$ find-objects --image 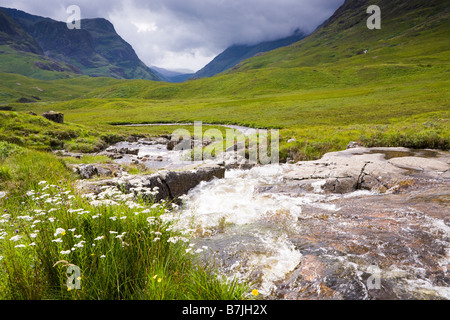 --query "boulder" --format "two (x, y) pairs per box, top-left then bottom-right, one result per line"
(76, 163), (226, 202)
(77, 164), (98, 179)
(42, 111), (64, 124)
